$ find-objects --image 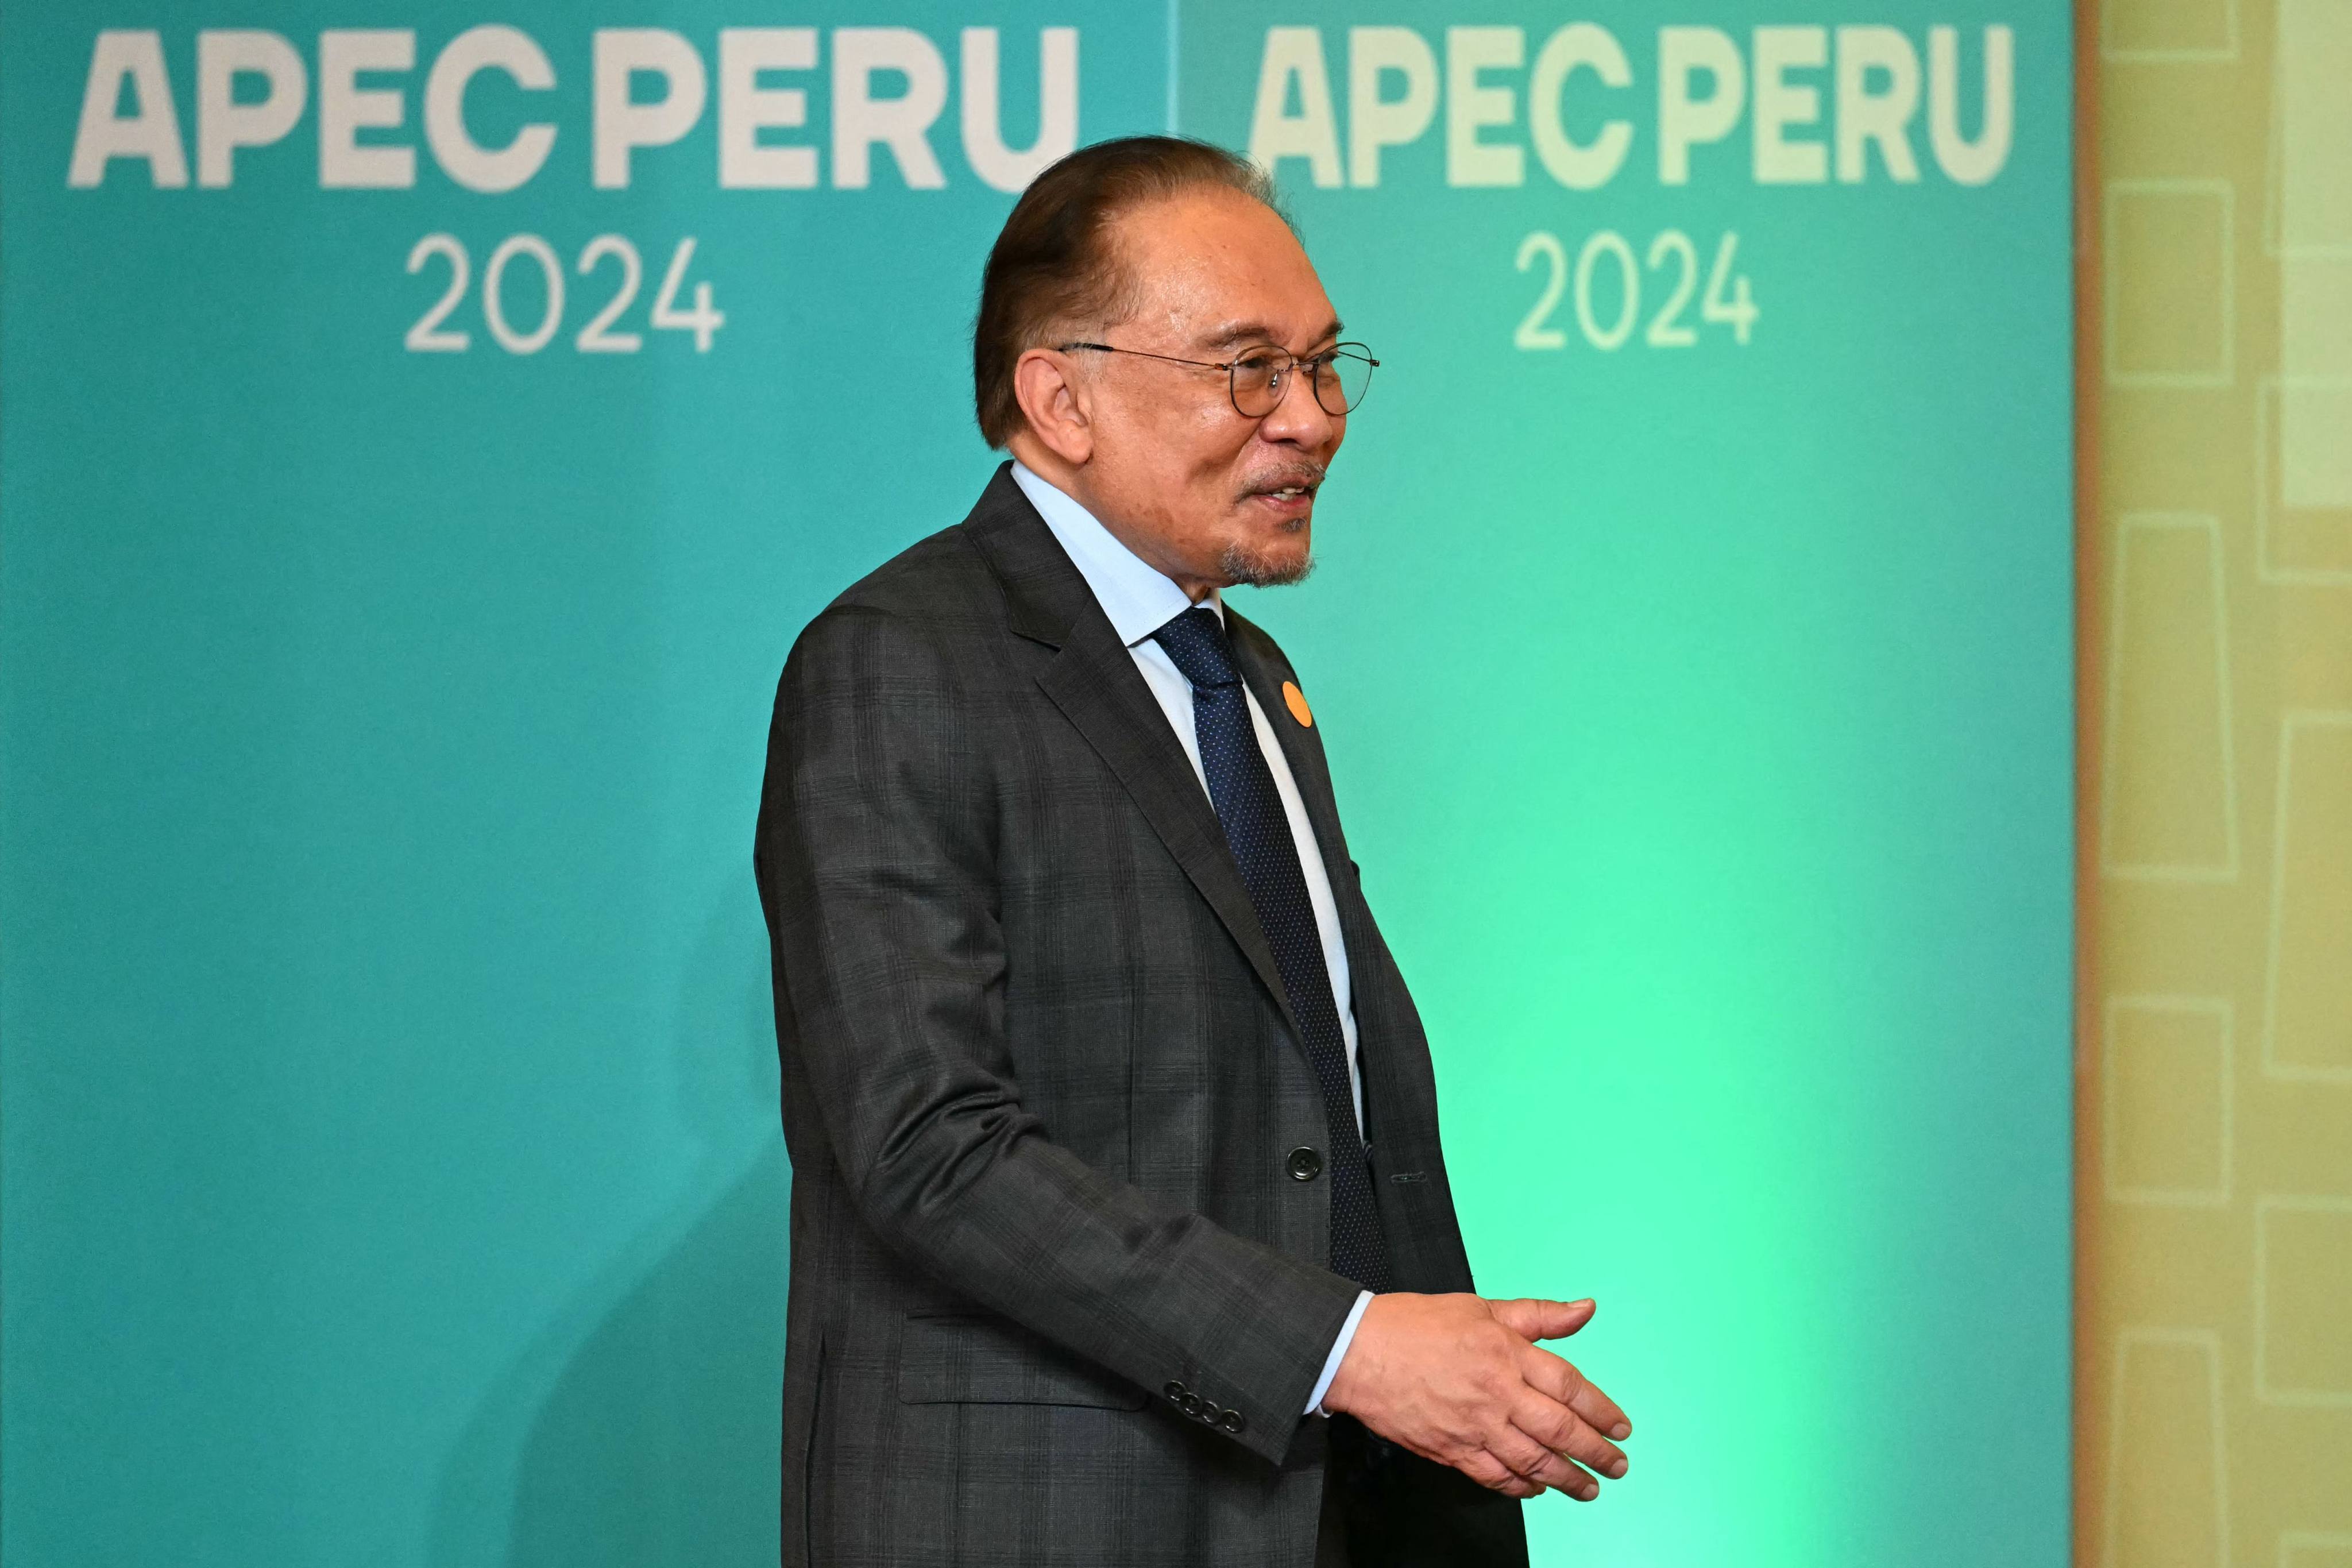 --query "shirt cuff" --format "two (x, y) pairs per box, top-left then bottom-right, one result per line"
(1304, 1290), (1375, 1416)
